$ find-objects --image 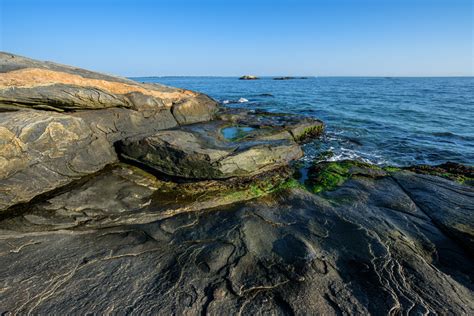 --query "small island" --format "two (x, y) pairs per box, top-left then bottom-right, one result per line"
(239, 75), (259, 80)
(273, 76), (309, 80)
